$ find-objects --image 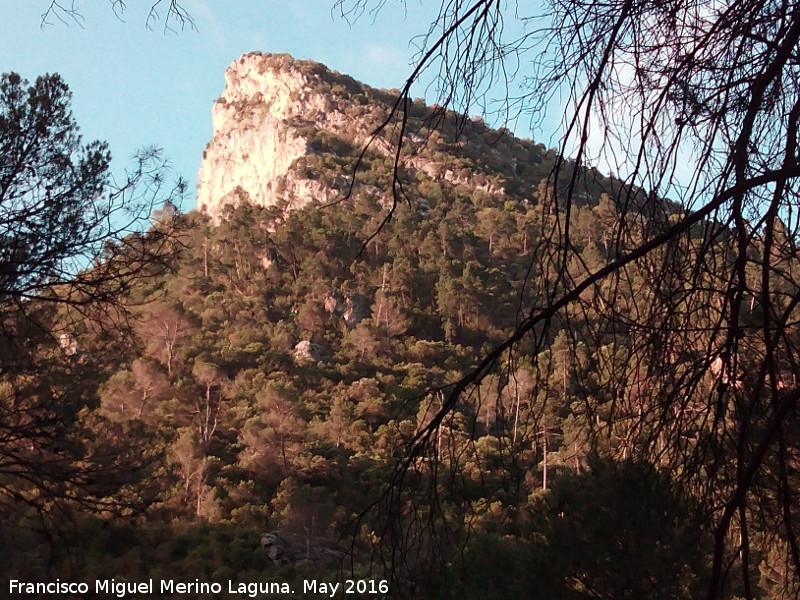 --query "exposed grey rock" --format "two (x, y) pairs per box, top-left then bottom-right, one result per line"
(197, 53), (376, 221)
(197, 52), (507, 223)
(323, 290), (371, 329)
(259, 531), (343, 567)
(259, 532), (290, 565)
(343, 293), (371, 329)
(323, 290), (345, 316)
(293, 340), (326, 362)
